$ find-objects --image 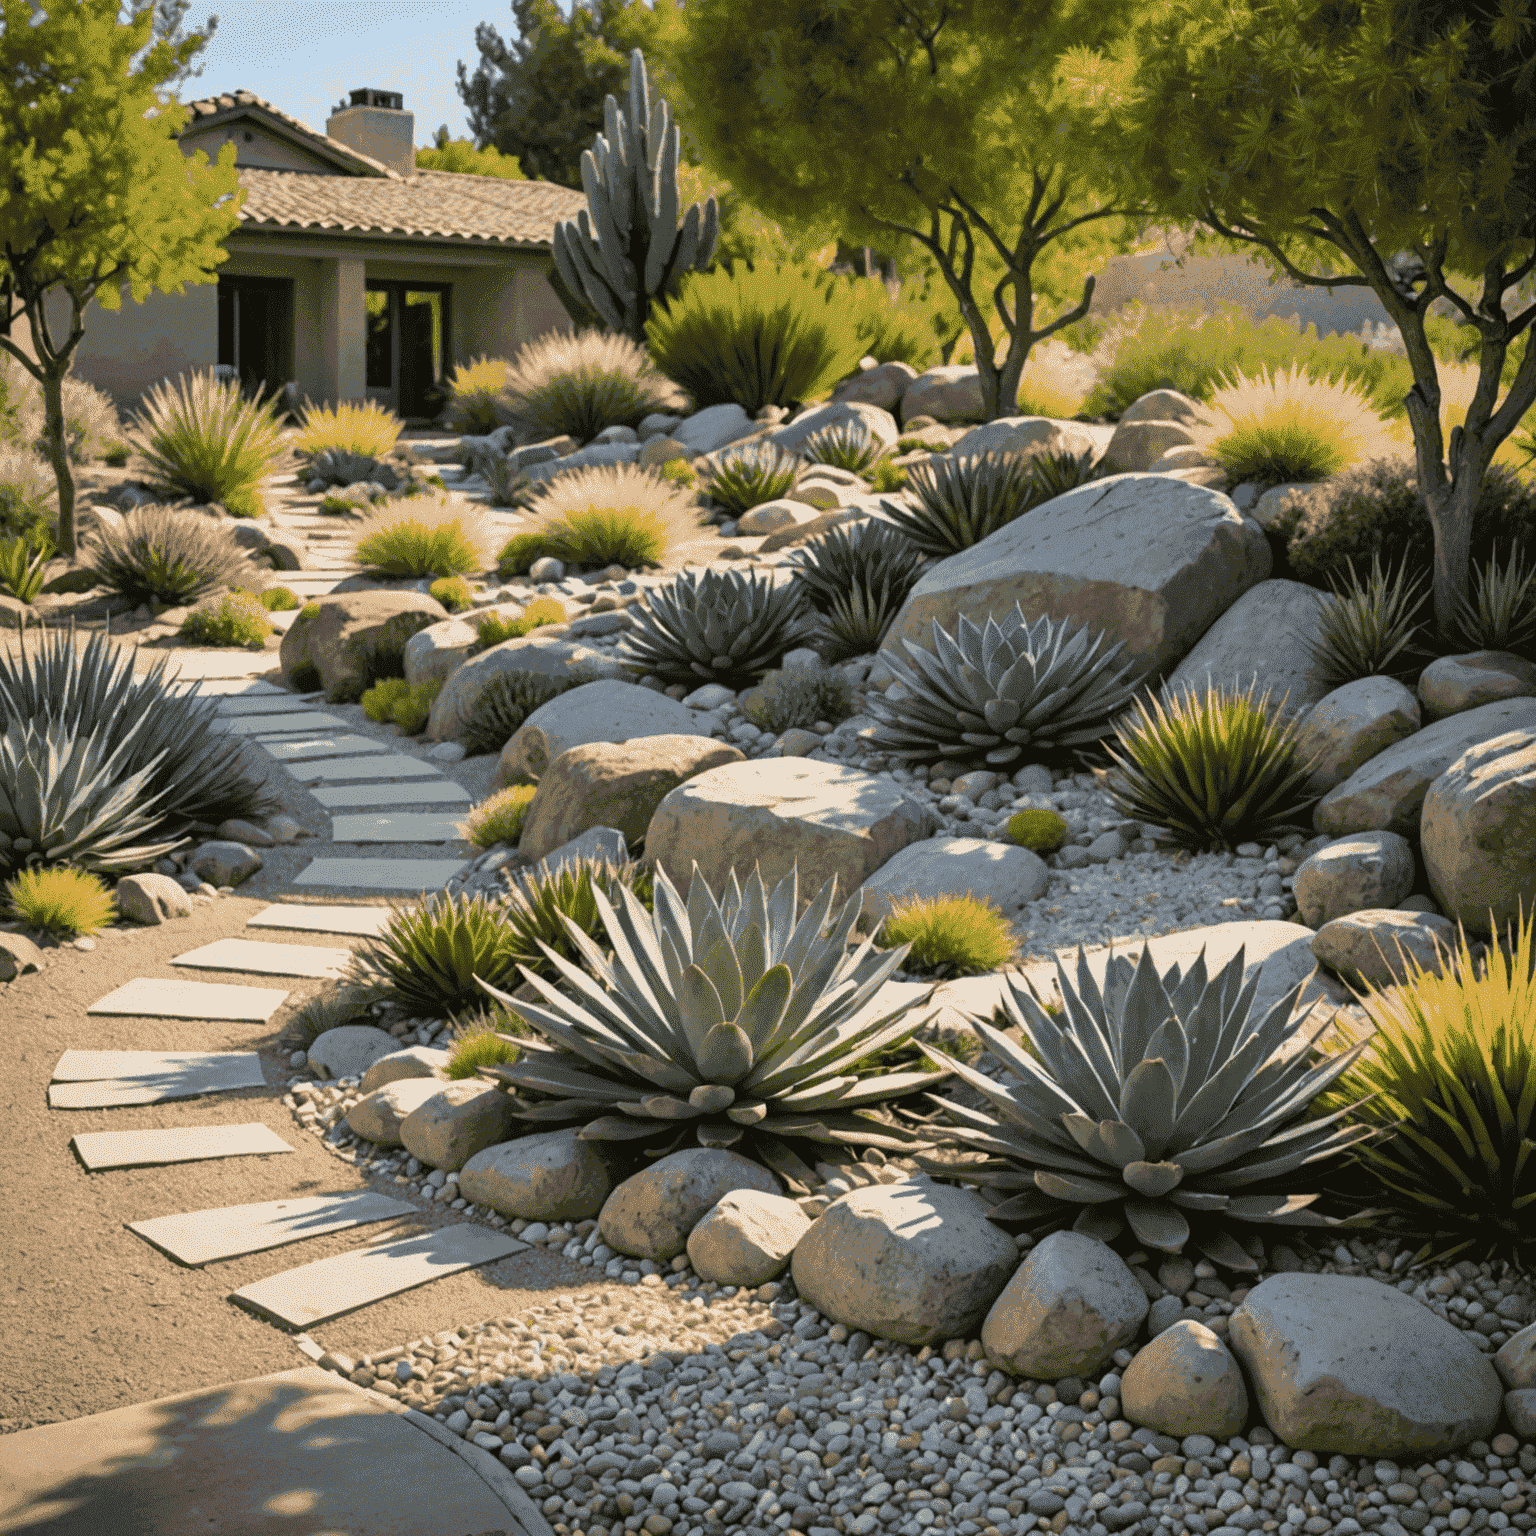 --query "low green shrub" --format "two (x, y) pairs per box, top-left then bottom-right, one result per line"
(389, 678), (441, 735)
(495, 530), (547, 577)
(320, 494), (361, 516)
(4, 865), (116, 935)
(259, 586), (299, 611)
(501, 328), (689, 443)
(879, 893), (1018, 977)
(445, 1012), (527, 1079)
(458, 785), (537, 847)
(1007, 807), (1069, 854)
(102, 442), (129, 468)
(865, 459), (910, 495)
(429, 575), (475, 612)
(442, 356), (513, 435)
(179, 591), (273, 648)
(297, 602), (320, 623)
(659, 457), (698, 489)
(472, 598), (566, 652)
(744, 665), (855, 735)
